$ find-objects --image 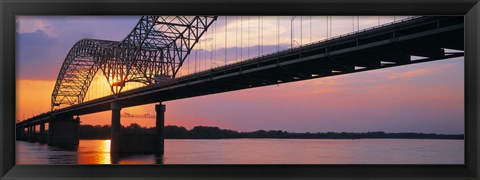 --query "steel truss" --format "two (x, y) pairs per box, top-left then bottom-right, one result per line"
(51, 16), (217, 110)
